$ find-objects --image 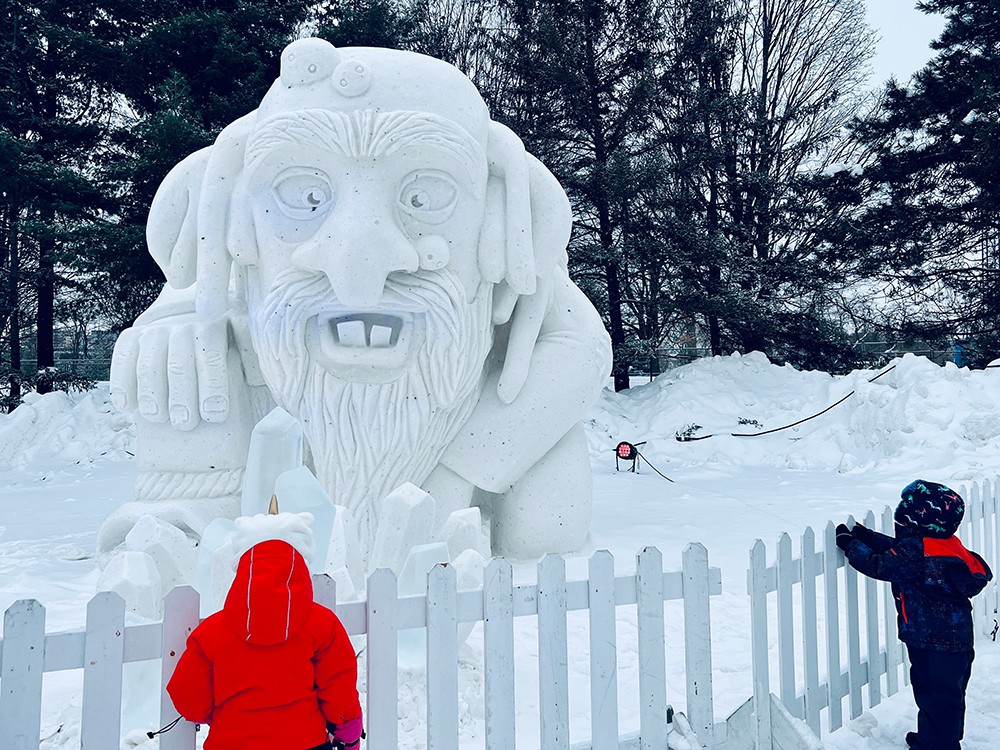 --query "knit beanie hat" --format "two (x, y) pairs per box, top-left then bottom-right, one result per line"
(895, 480), (965, 538)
